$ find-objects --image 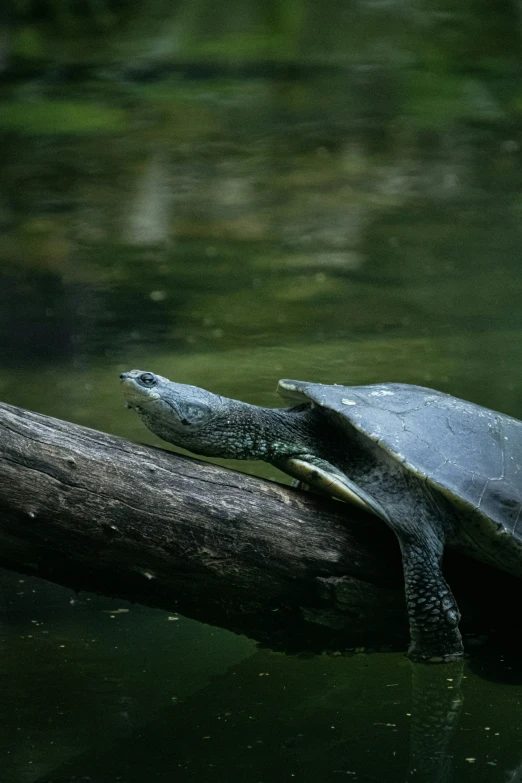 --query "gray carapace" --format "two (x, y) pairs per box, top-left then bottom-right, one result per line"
(121, 370), (522, 662)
